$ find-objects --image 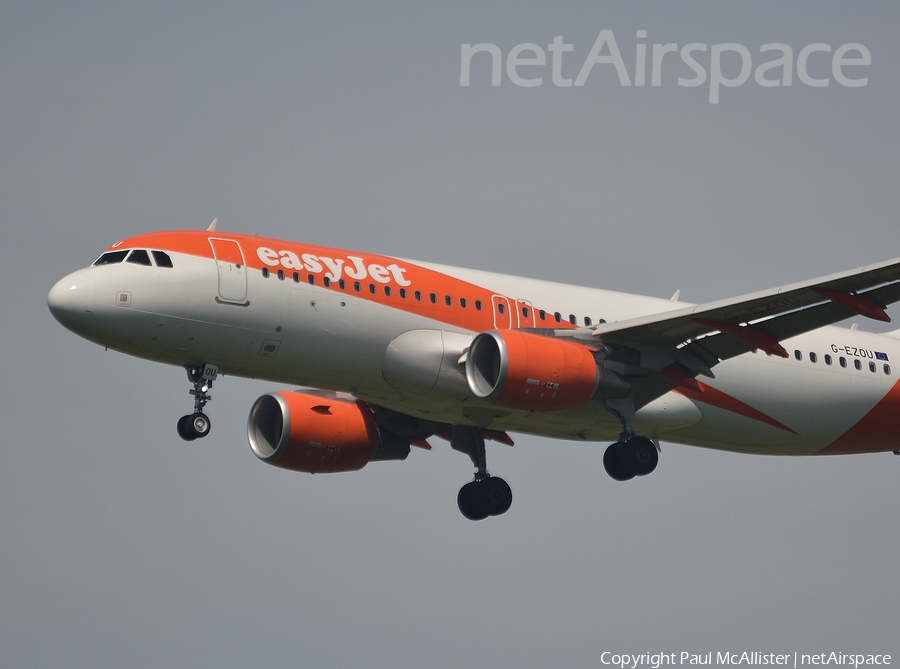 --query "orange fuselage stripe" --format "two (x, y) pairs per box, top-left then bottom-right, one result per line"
(112, 230), (578, 334)
(818, 377), (900, 453)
